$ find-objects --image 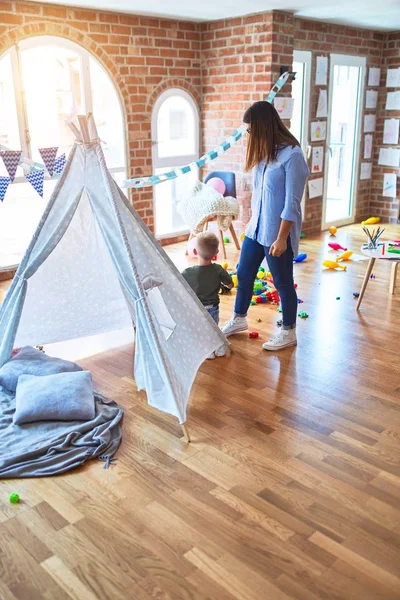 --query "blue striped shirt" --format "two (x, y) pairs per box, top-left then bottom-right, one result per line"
(245, 145), (309, 259)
